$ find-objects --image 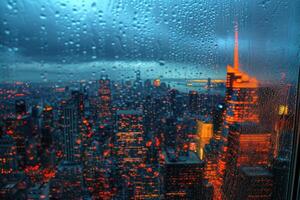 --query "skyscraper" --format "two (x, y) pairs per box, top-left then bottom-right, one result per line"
(41, 105), (54, 149)
(162, 149), (205, 199)
(0, 134), (18, 175)
(223, 27), (259, 126)
(234, 166), (273, 200)
(222, 123), (272, 199)
(196, 118), (213, 160)
(61, 100), (81, 163)
(114, 110), (147, 199)
(189, 91), (199, 114)
(209, 26), (261, 200)
(98, 77), (112, 126)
